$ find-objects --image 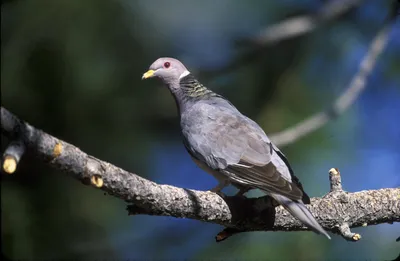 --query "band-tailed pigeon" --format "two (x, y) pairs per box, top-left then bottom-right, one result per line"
(142, 57), (330, 239)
